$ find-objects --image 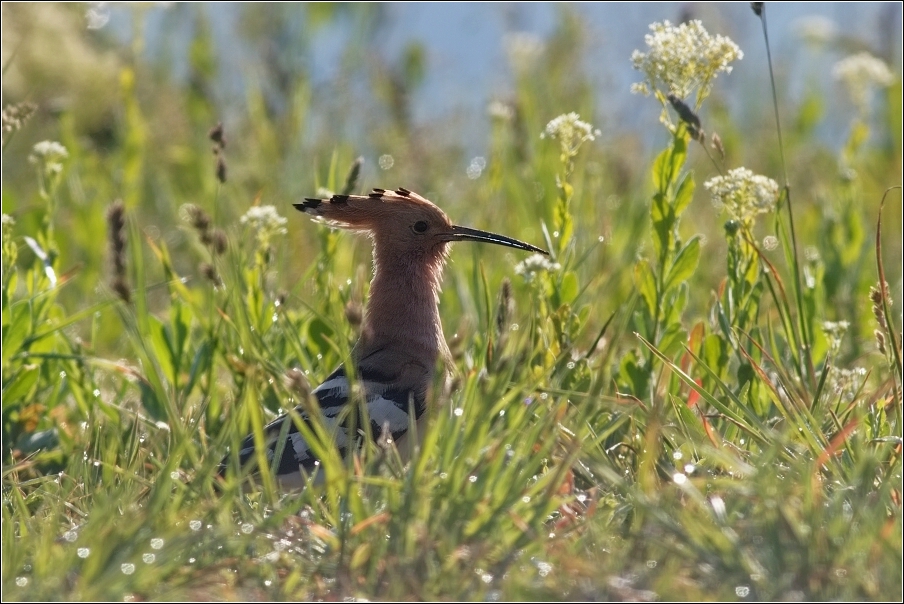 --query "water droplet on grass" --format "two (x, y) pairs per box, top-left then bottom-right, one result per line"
(142, 553), (155, 564)
(121, 563), (135, 575)
(189, 520), (202, 531)
(77, 548), (90, 558)
(537, 561), (552, 577)
(735, 586), (750, 597)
